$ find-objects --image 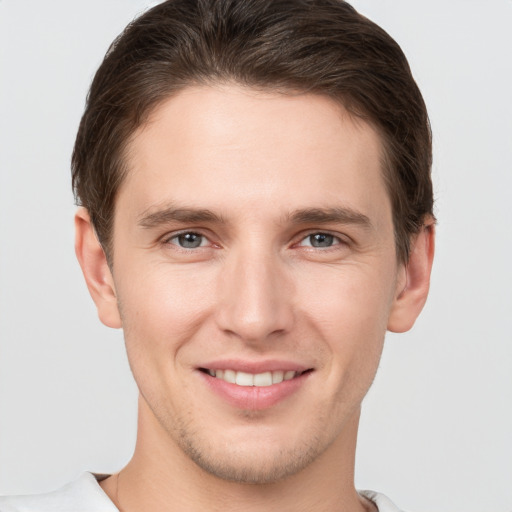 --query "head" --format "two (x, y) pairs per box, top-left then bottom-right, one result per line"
(72, 0), (433, 266)
(73, 0), (435, 487)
